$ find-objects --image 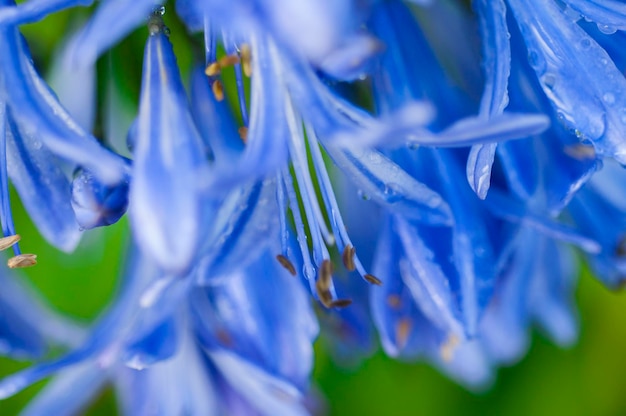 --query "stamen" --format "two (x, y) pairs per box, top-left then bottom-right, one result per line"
(212, 79), (224, 101)
(281, 171), (316, 281)
(342, 244), (356, 271)
(364, 273), (383, 286)
(564, 144), (596, 160)
(218, 54), (240, 68)
(306, 126), (377, 283)
(285, 107), (334, 250)
(329, 298), (352, 308)
(238, 126), (248, 144)
(0, 234), (20, 251)
(0, 107), (22, 257)
(276, 254), (296, 276)
(276, 173), (290, 257)
(316, 259), (334, 307)
(240, 44), (252, 77)
(396, 318), (412, 350)
(8, 253), (37, 269)
(387, 294), (402, 309)
(205, 62), (221, 77)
